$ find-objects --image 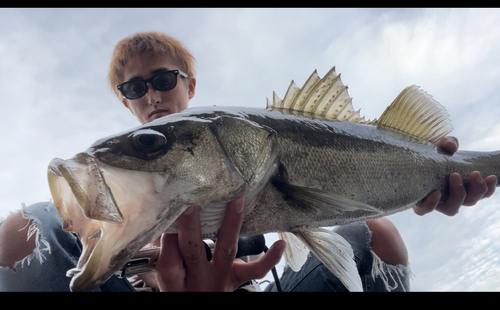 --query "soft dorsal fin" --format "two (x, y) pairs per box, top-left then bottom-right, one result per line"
(266, 67), (373, 124)
(377, 85), (453, 145)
